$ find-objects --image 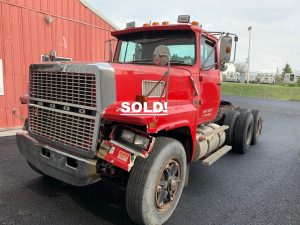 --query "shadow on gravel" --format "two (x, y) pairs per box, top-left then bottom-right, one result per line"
(26, 176), (134, 225)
